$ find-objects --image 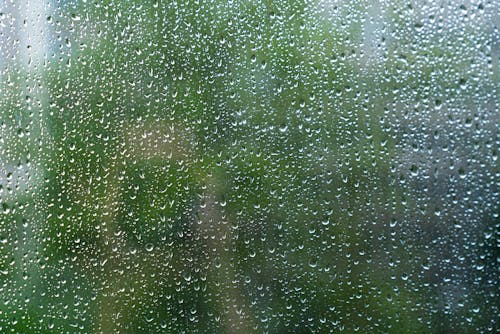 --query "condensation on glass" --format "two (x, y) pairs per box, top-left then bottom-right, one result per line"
(0, 0), (497, 333)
